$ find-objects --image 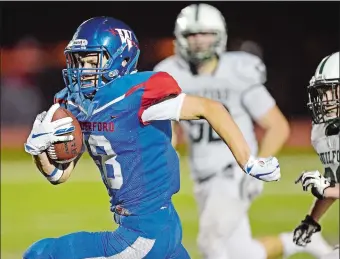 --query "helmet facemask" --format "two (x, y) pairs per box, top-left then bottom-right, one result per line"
(63, 47), (113, 98)
(62, 42), (138, 98)
(178, 31), (223, 64)
(307, 79), (340, 124)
